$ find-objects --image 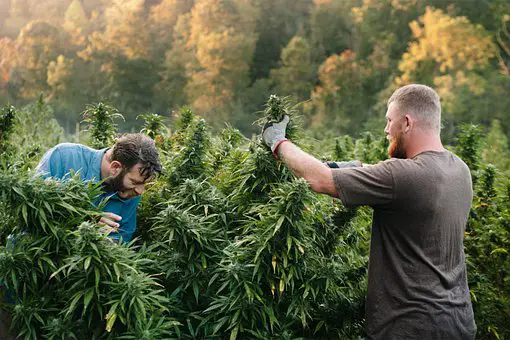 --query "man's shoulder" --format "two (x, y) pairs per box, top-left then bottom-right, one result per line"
(380, 150), (465, 172)
(52, 143), (92, 155)
(41, 143), (104, 180)
(52, 143), (101, 165)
